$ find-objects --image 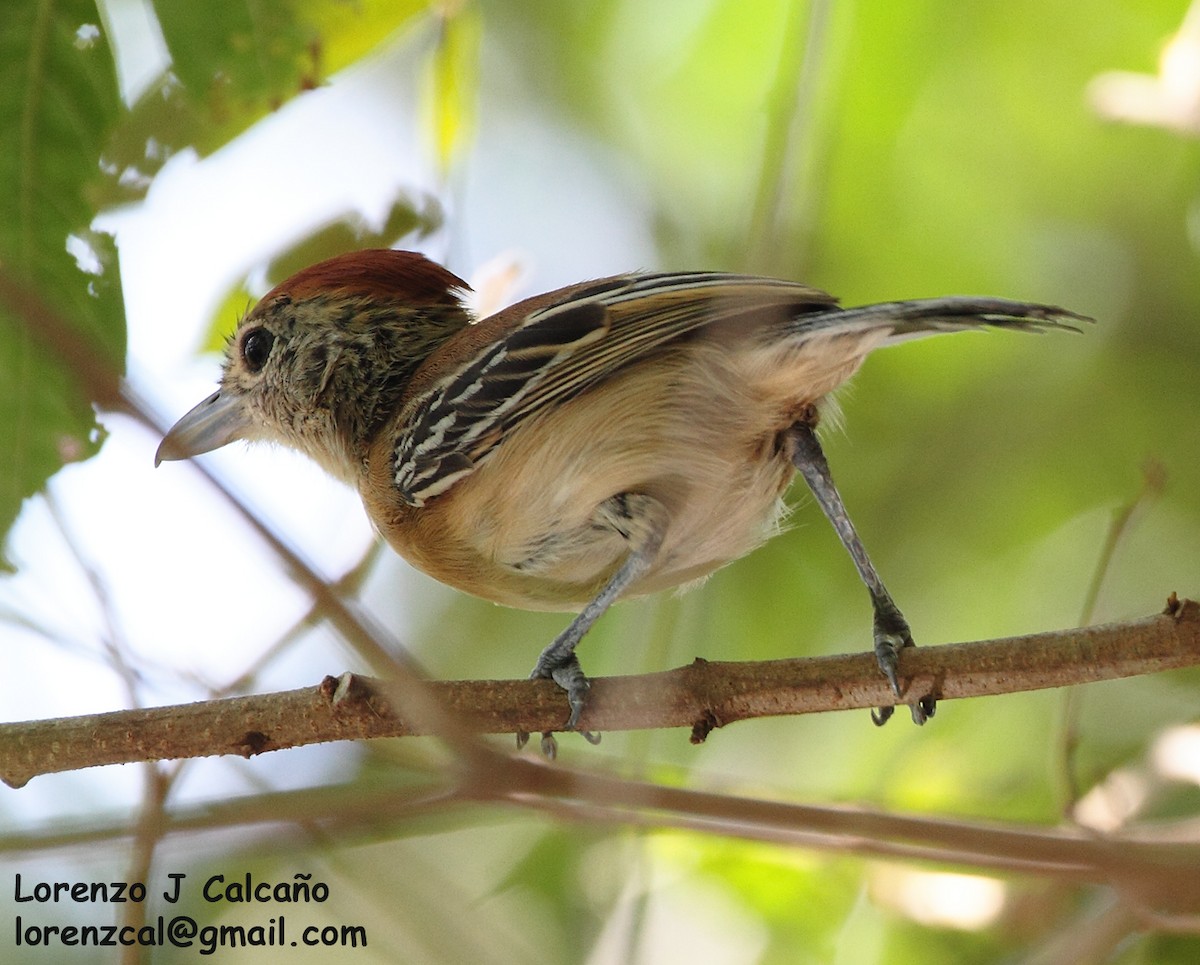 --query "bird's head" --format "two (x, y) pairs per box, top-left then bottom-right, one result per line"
(155, 249), (471, 483)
